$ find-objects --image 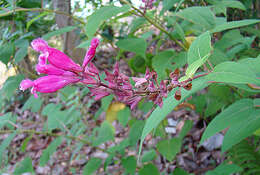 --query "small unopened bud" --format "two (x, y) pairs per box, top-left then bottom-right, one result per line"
(170, 68), (179, 81)
(174, 88), (181, 101)
(183, 83), (192, 91)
